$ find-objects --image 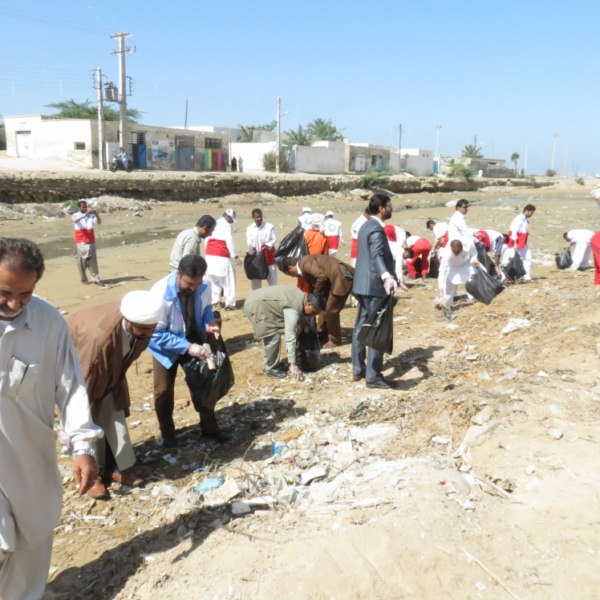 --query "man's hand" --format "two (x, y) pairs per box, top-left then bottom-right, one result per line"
(188, 343), (210, 359)
(471, 259), (480, 267)
(235, 256), (242, 267)
(383, 277), (398, 295)
(289, 364), (304, 381)
(207, 319), (221, 340)
(73, 455), (97, 496)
